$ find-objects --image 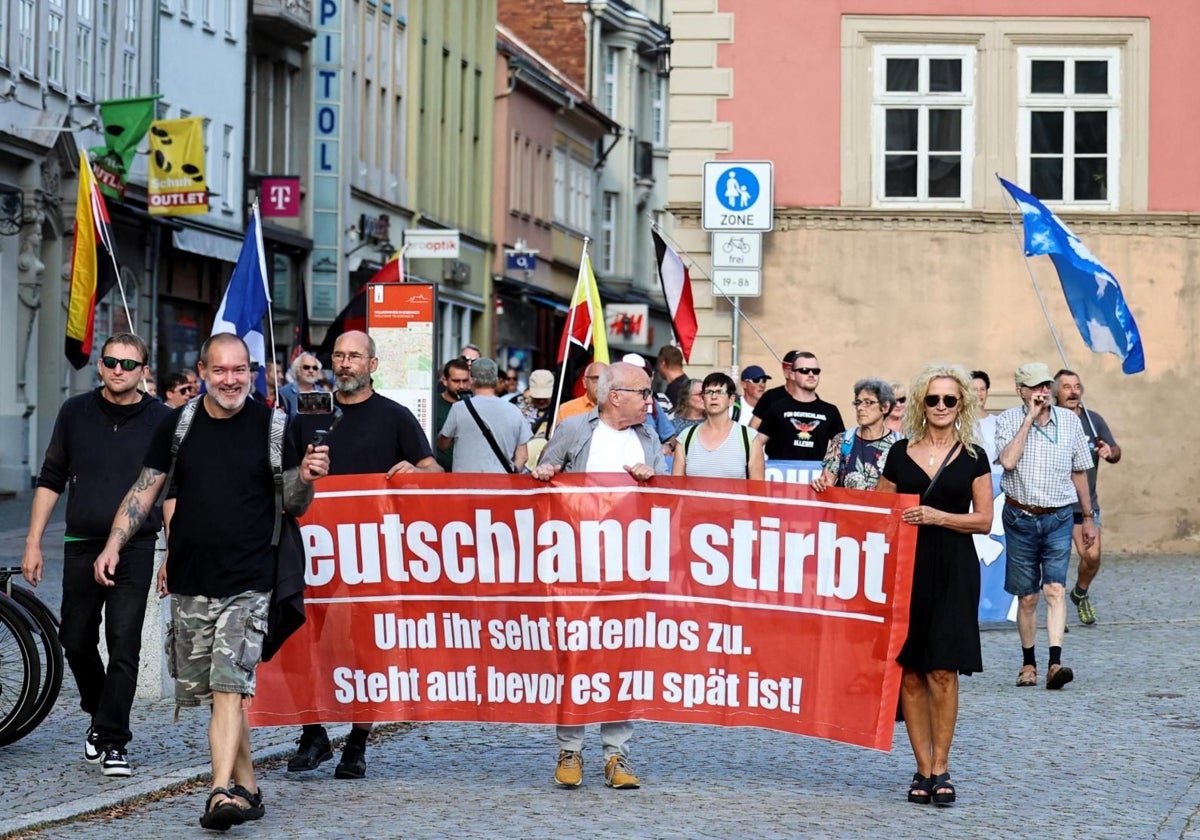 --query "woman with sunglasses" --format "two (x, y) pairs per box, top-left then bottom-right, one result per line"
(875, 364), (993, 808)
(812, 378), (900, 492)
(887, 381), (907, 435)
